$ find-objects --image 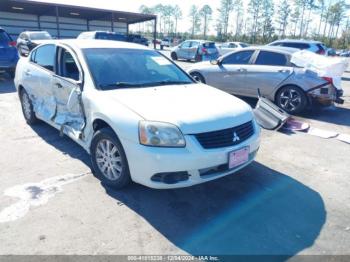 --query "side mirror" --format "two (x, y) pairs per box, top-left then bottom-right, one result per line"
(19, 47), (29, 57)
